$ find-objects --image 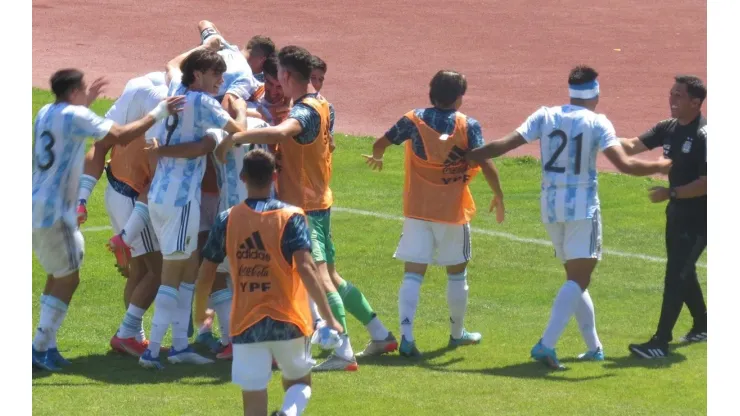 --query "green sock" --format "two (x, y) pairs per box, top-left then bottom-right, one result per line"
(327, 291), (348, 335)
(338, 281), (376, 326)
